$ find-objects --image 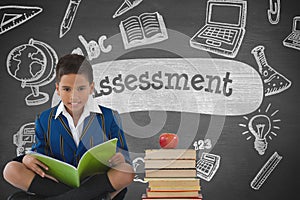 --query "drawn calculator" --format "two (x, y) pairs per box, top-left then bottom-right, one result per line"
(196, 152), (220, 181)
